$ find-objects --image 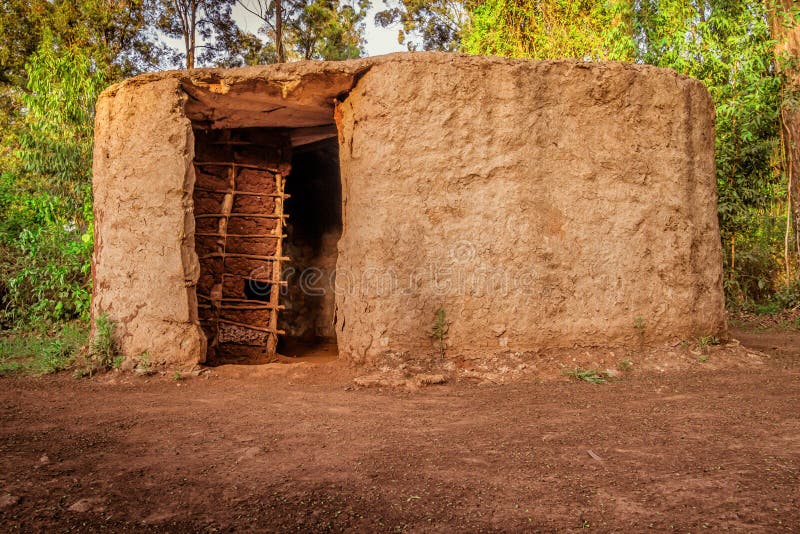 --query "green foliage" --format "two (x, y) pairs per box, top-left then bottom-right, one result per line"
(292, 0), (371, 60)
(698, 334), (721, 352)
(464, 0), (633, 60)
(0, 322), (86, 375)
(19, 33), (104, 185)
(564, 367), (607, 384)
(134, 351), (153, 375)
(0, 35), (103, 327)
(724, 208), (788, 305)
(0, 0), (49, 86)
(774, 278), (800, 309)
